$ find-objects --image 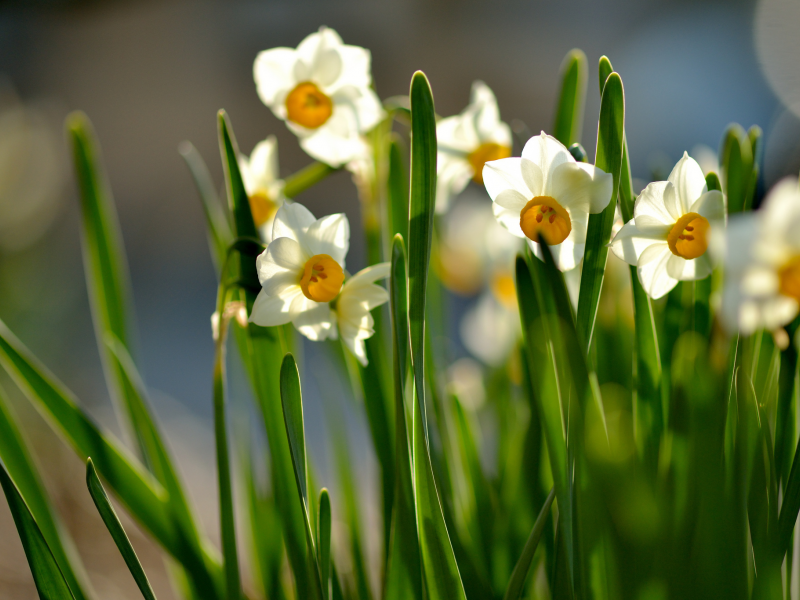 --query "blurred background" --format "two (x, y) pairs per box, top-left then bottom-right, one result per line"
(0, 0), (798, 597)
